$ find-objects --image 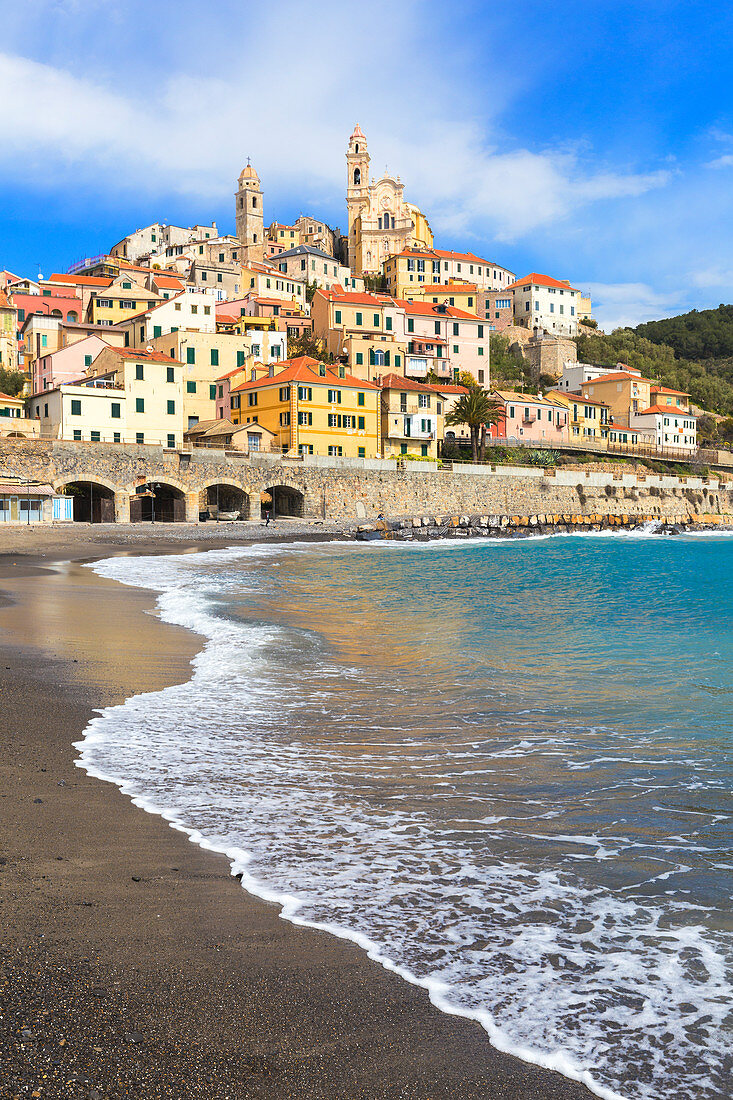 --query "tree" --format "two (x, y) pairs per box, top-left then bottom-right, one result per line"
(445, 388), (502, 463)
(287, 331), (333, 362)
(0, 368), (25, 397)
(305, 280), (318, 303)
